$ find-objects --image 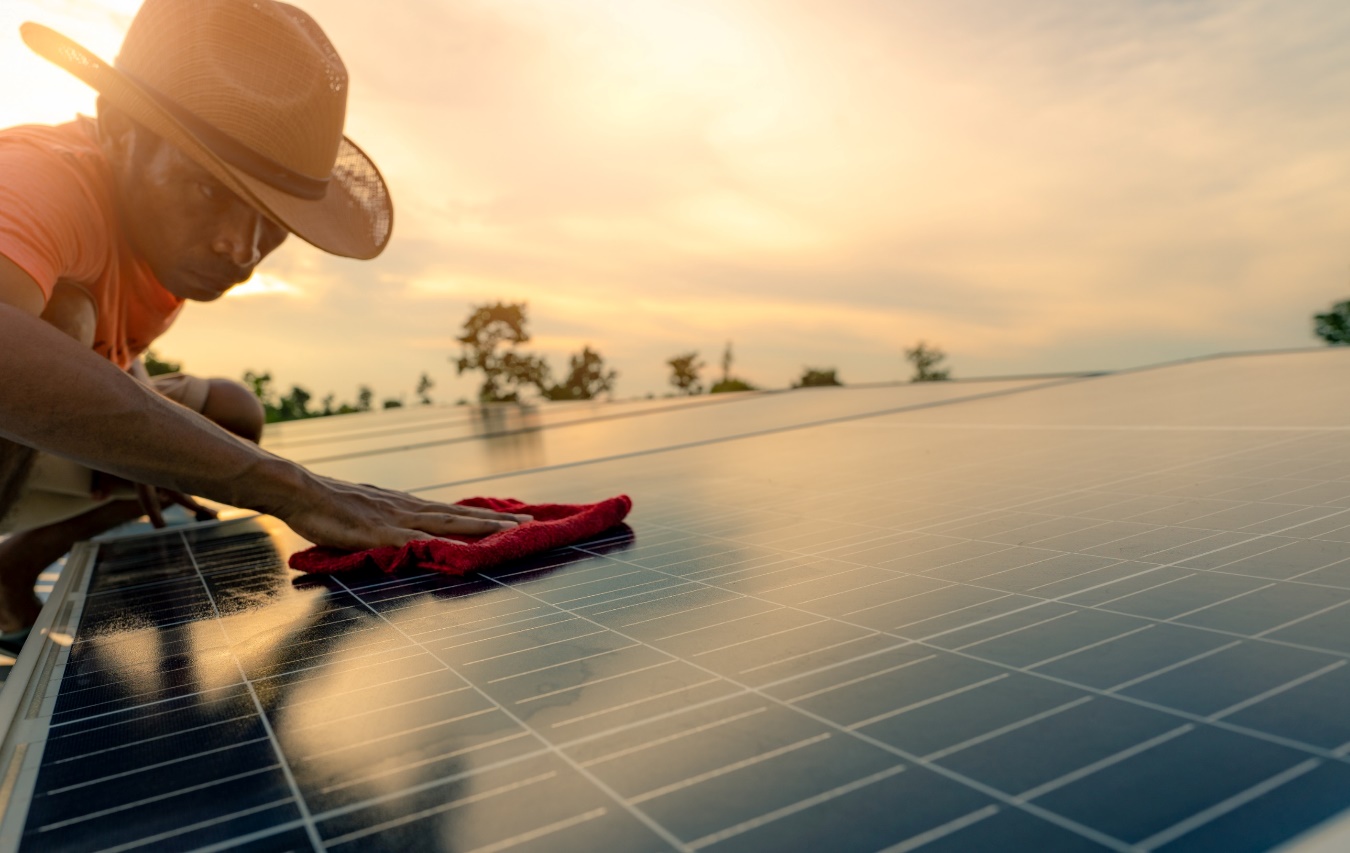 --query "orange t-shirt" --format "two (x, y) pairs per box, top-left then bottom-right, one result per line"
(0, 117), (183, 369)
